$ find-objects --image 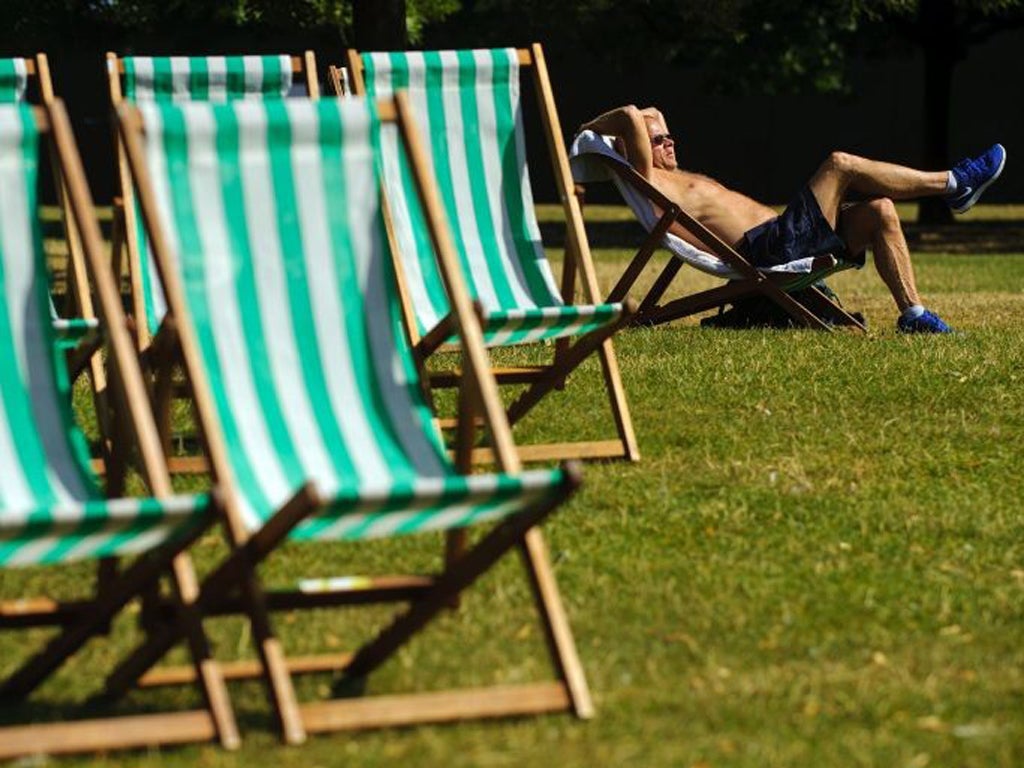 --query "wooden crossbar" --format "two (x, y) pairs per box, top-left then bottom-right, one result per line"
(140, 653), (355, 688)
(300, 682), (572, 733)
(0, 710), (217, 760)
